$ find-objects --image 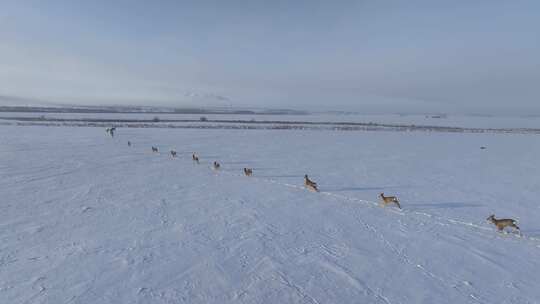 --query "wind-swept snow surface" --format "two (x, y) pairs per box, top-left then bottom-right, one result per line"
(1, 126), (540, 303)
